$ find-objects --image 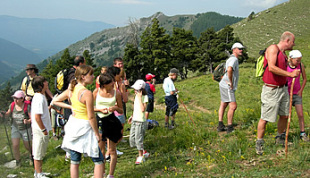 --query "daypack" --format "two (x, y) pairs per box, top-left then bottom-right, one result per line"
(147, 119), (159, 130)
(10, 100), (31, 118)
(55, 68), (76, 94)
(212, 62), (226, 82)
(255, 49), (267, 78)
